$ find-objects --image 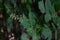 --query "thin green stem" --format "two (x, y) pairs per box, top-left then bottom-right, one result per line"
(55, 30), (57, 40)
